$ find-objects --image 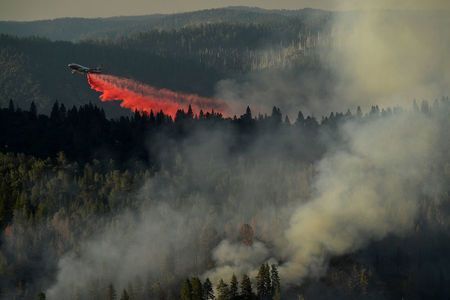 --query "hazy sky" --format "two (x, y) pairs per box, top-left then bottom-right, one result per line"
(1, 0), (449, 21)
